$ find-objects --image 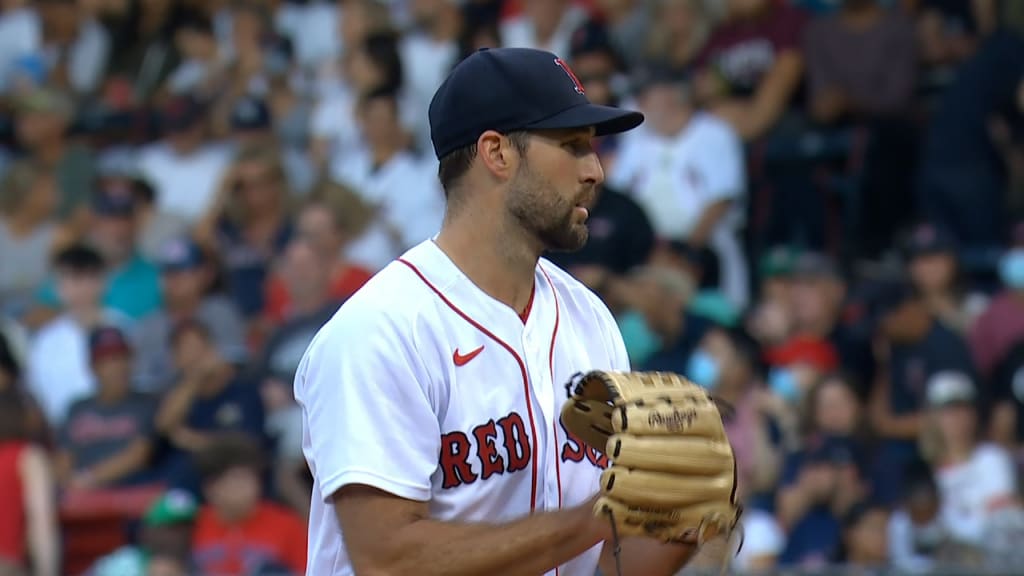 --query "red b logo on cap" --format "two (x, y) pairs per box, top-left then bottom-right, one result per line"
(554, 58), (585, 95)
